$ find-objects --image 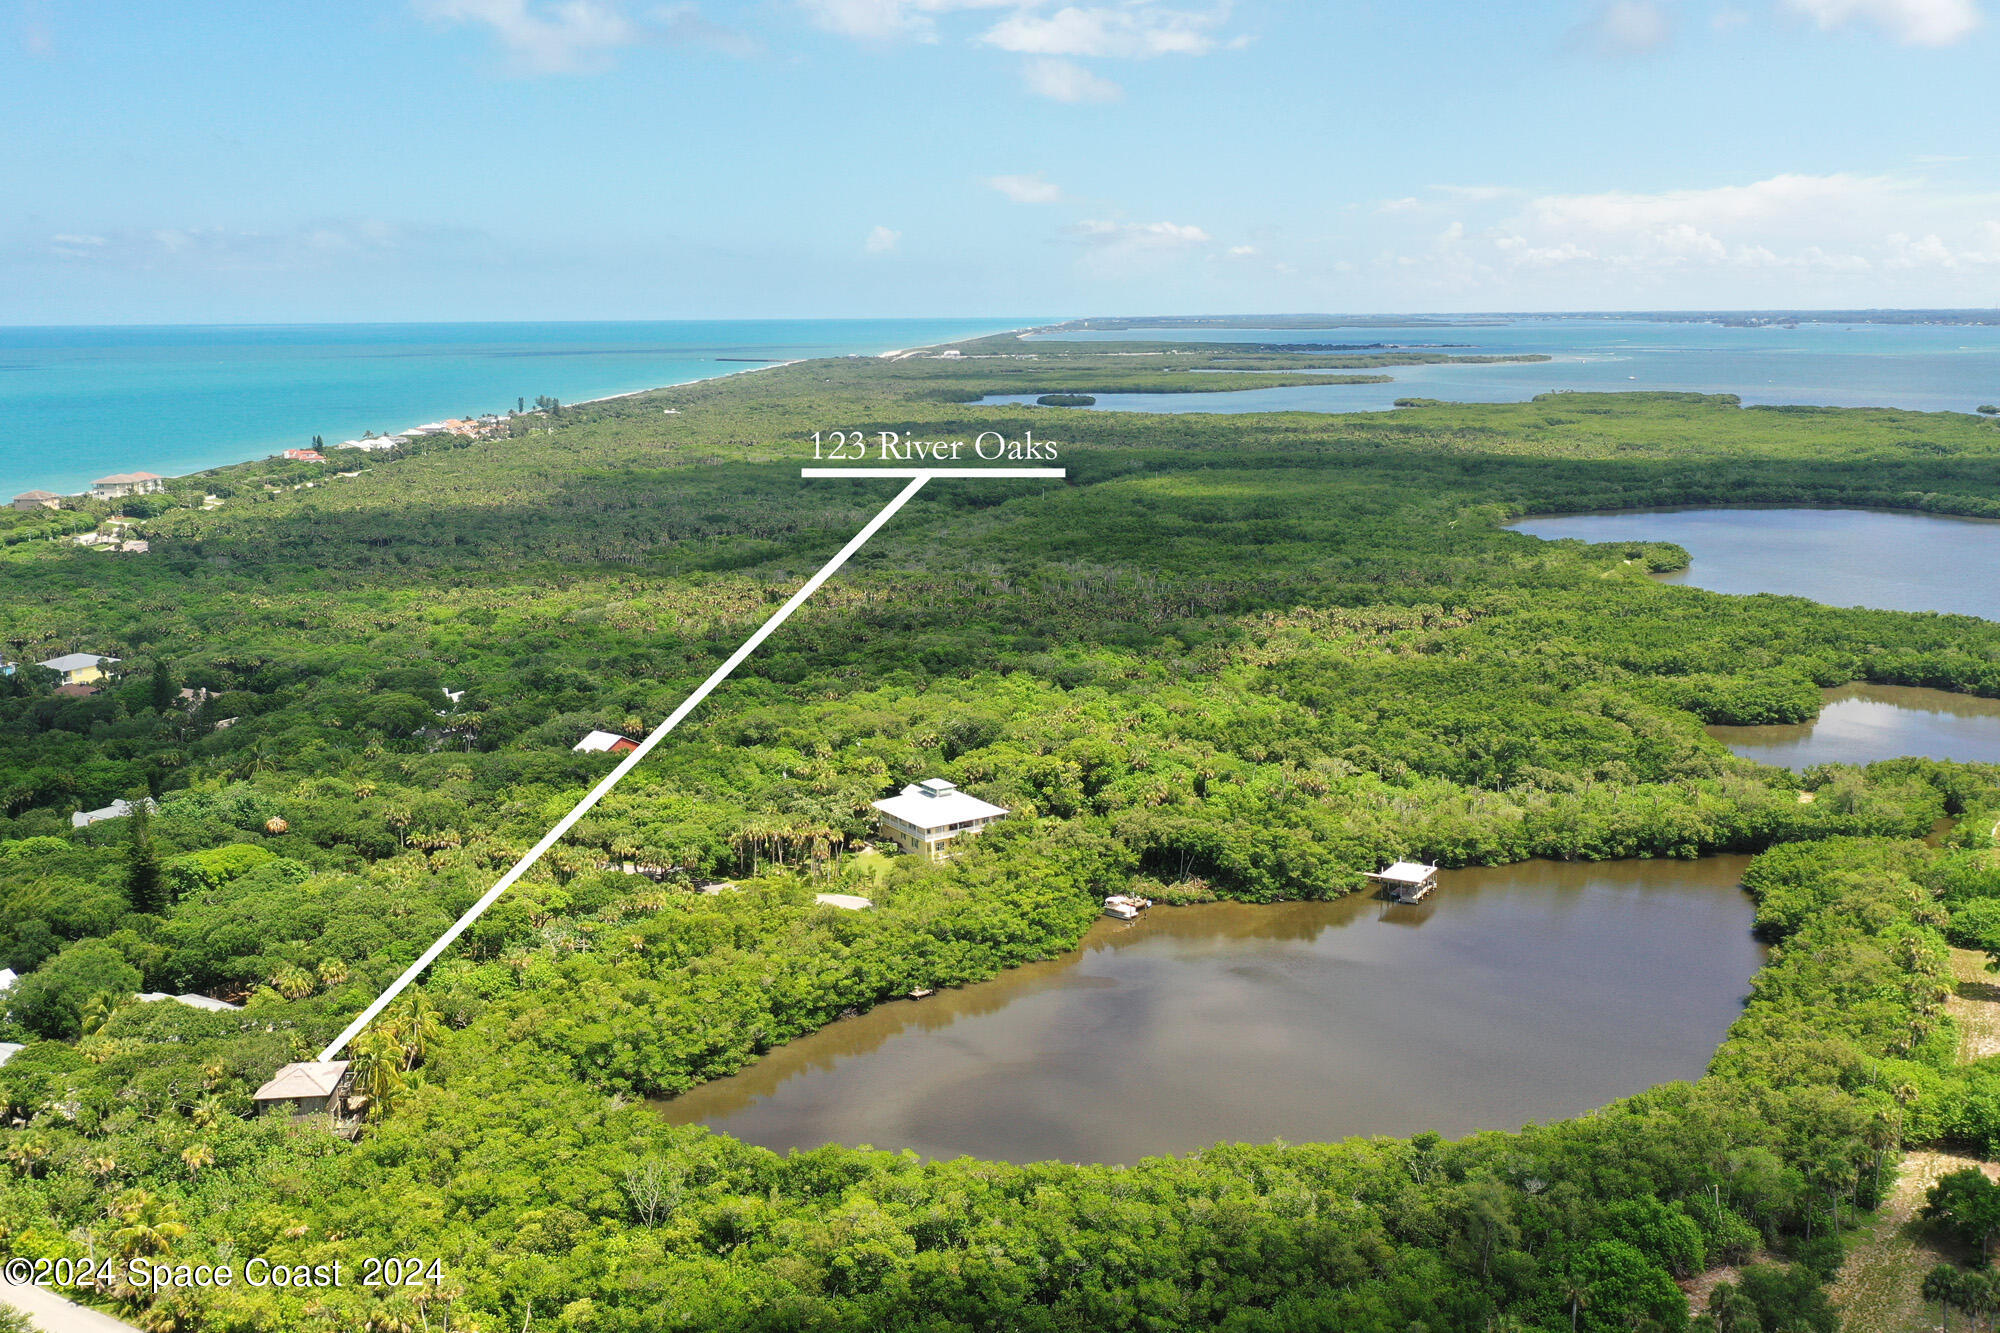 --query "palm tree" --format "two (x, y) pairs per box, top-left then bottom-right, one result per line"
(79, 992), (122, 1036)
(108, 1190), (188, 1260)
(351, 1025), (408, 1120)
(1559, 1268), (1589, 1333)
(179, 1142), (214, 1181)
(1925, 1264), (1964, 1333)
(269, 965), (315, 1000)
(392, 990), (447, 1071)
